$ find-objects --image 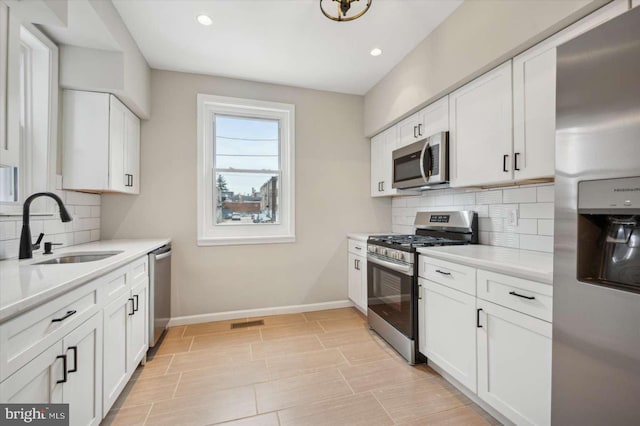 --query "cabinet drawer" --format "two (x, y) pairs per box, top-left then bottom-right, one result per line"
(127, 256), (148, 285)
(477, 269), (553, 322)
(348, 239), (366, 256)
(0, 281), (99, 381)
(419, 256), (476, 296)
